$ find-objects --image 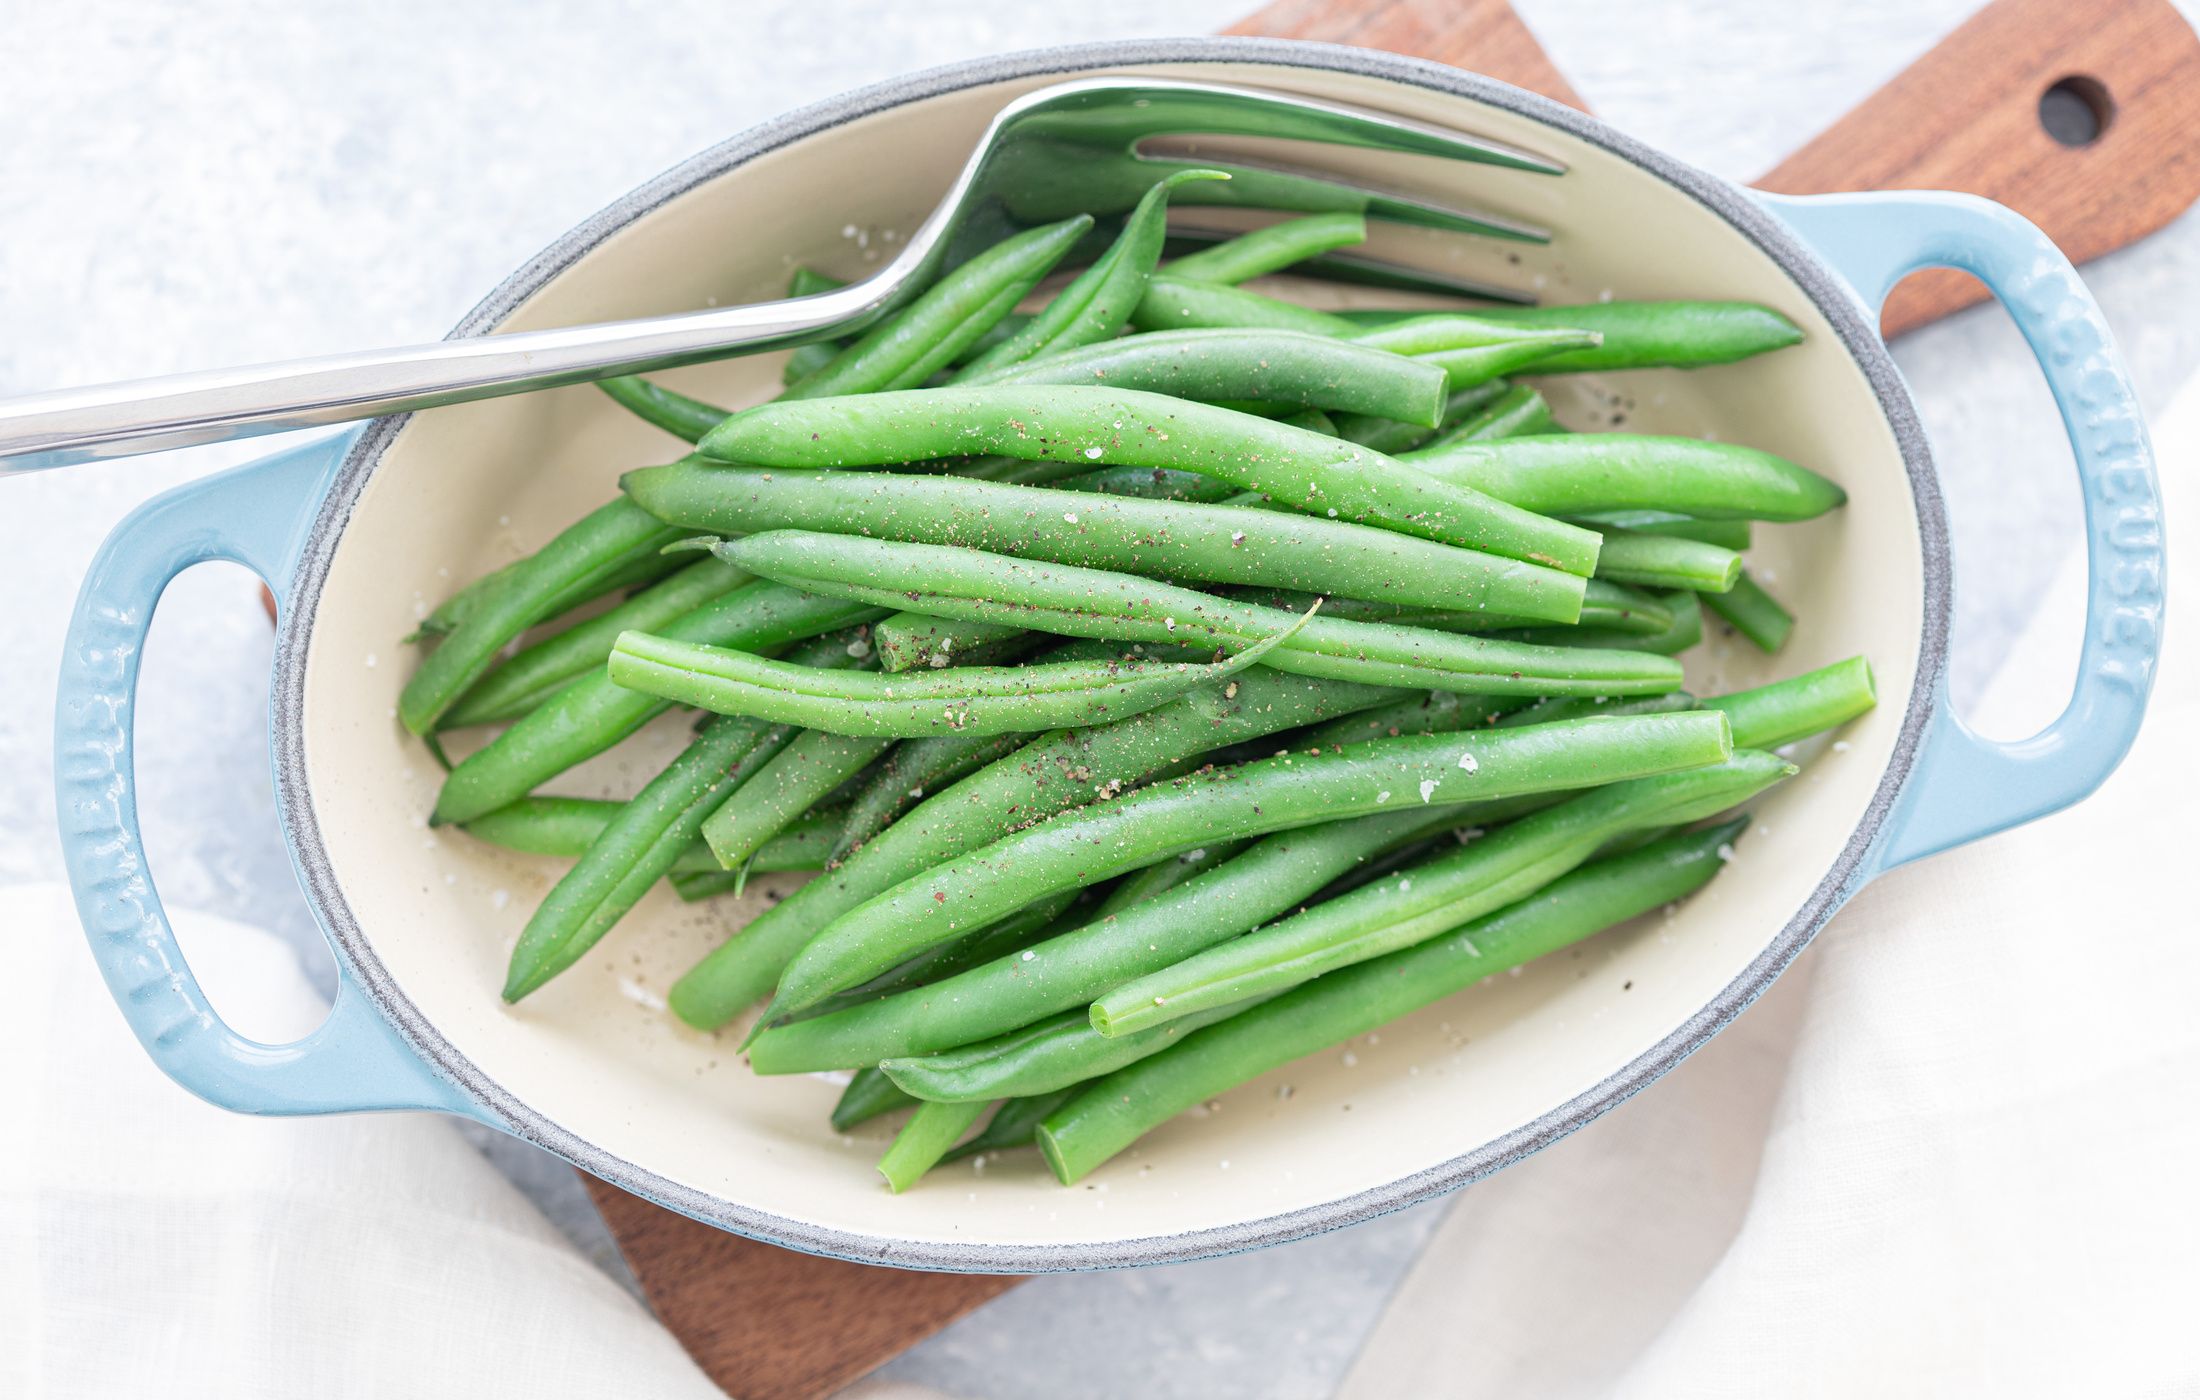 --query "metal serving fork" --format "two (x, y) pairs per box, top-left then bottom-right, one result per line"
(0, 76), (1559, 473)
